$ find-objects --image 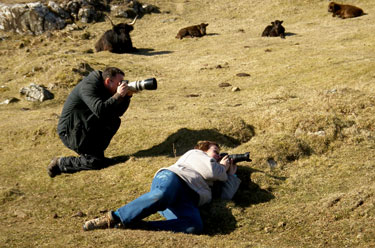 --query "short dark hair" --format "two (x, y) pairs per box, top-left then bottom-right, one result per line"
(194, 140), (219, 152)
(102, 67), (125, 80)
